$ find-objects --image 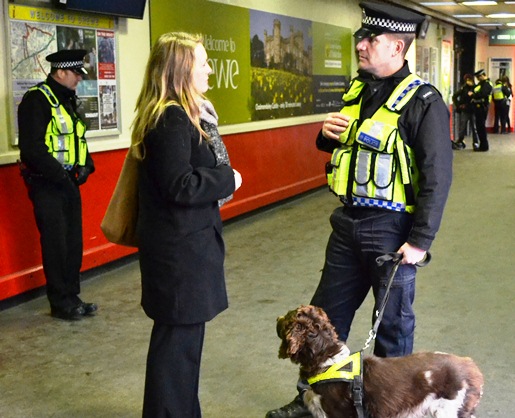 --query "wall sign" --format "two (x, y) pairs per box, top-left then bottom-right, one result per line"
(8, 3), (119, 142)
(489, 30), (515, 46)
